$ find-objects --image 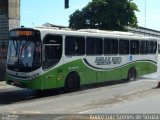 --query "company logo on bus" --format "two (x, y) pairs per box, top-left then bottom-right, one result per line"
(95, 57), (122, 65)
